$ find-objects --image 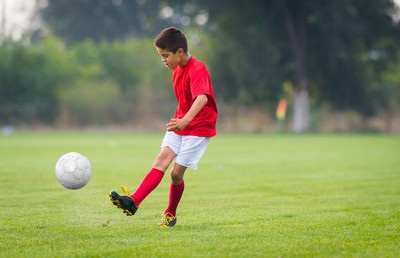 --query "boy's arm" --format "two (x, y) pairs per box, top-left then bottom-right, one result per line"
(167, 94), (208, 131)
